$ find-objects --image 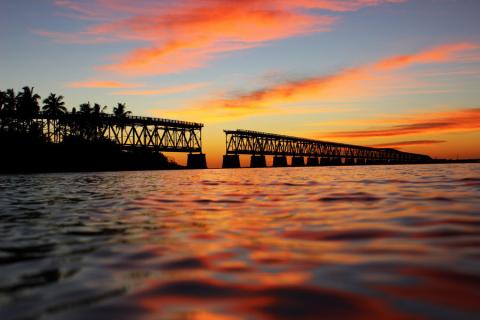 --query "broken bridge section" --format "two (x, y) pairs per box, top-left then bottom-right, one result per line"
(223, 129), (431, 168)
(17, 113), (206, 169)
